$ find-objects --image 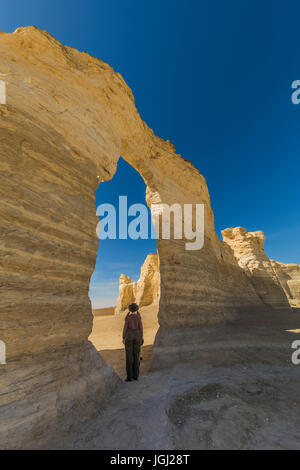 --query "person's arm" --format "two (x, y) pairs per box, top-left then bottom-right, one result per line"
(138, 314), (144, 345)
(123, 316), (128, 342)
